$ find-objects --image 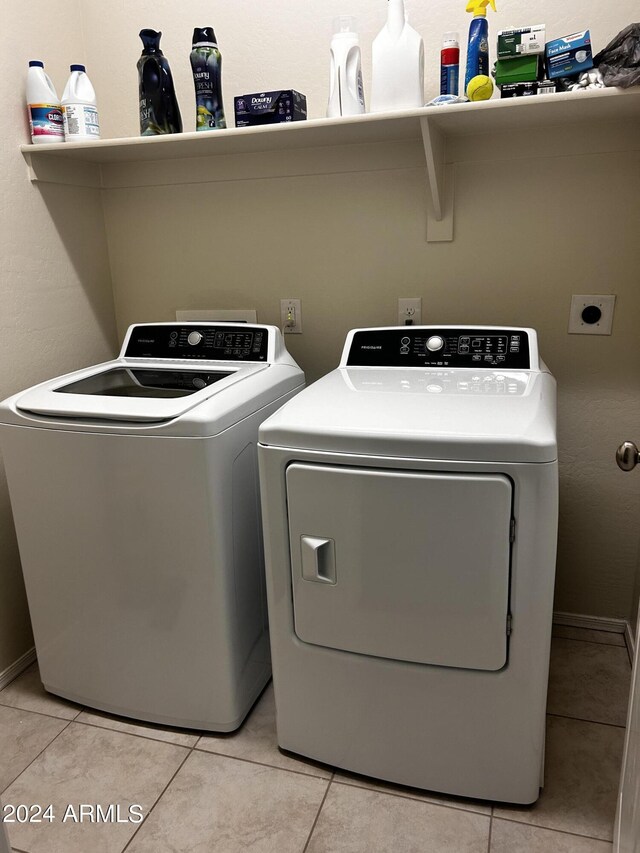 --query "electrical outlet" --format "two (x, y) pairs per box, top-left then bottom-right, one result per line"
(398, 298), (422, 326)
(568, 294), (616, 335)
(280, 298), (302, 334)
